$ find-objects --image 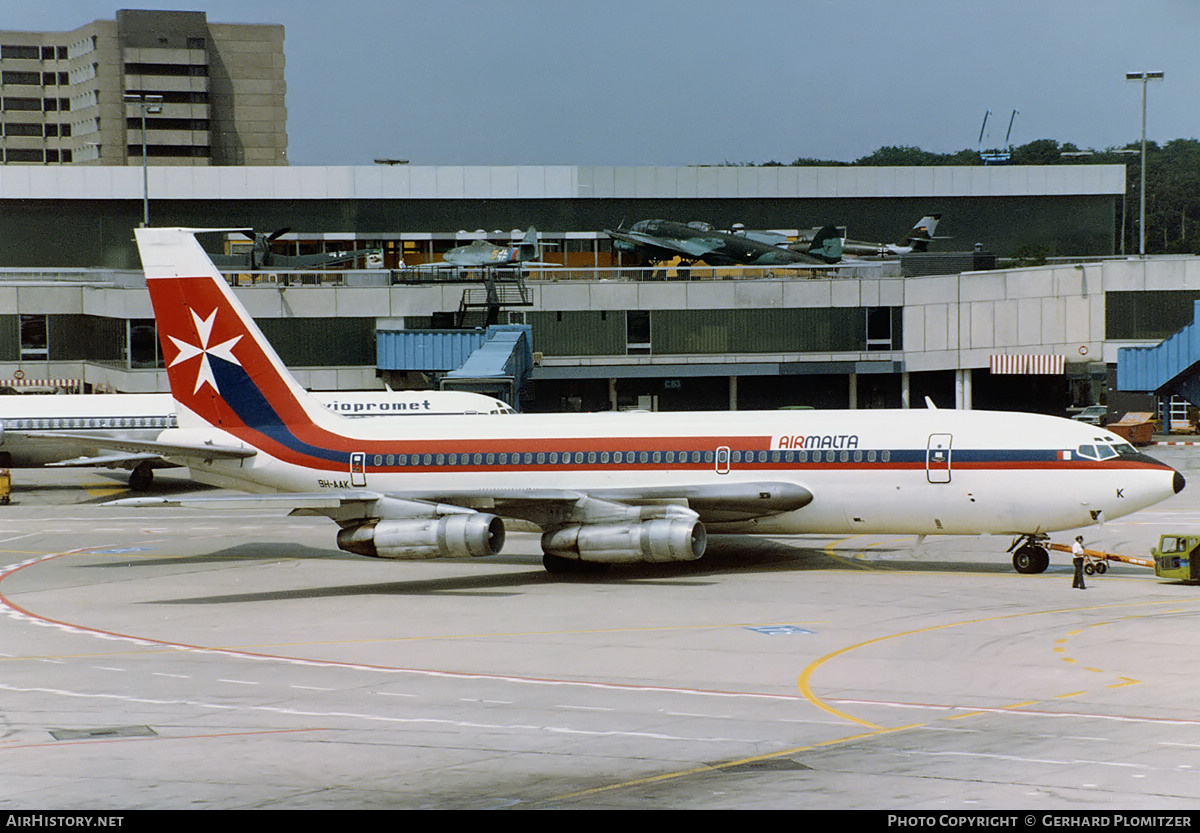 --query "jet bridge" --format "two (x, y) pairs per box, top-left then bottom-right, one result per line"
(1117, 300), (1200, 409)
(376, 324), (533, 410)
